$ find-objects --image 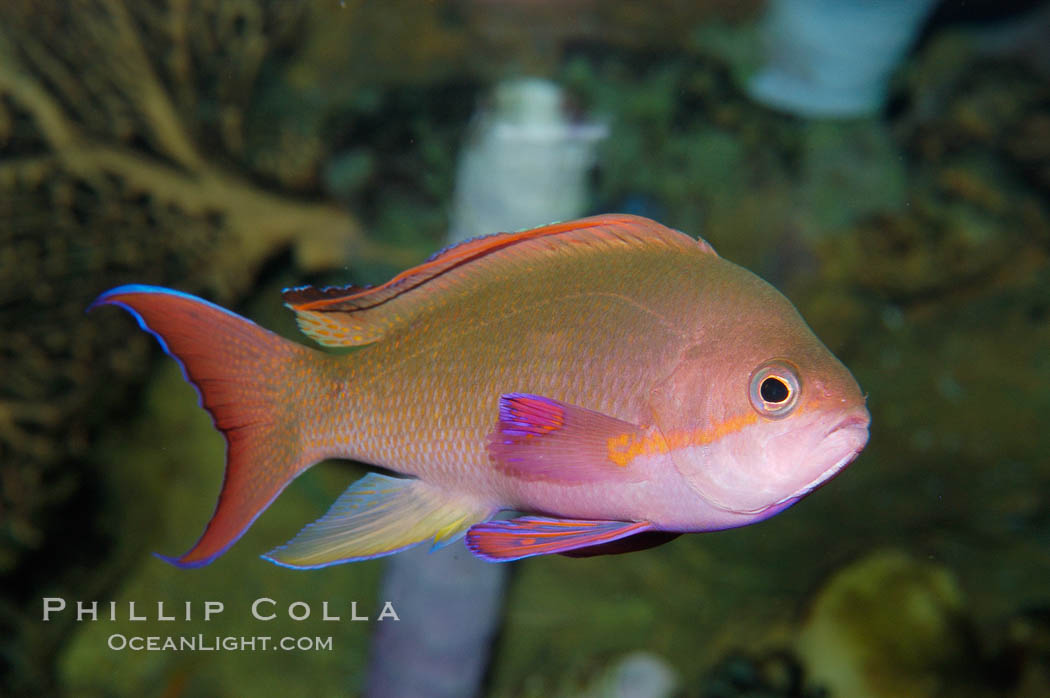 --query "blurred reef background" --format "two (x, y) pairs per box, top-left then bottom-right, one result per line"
(1, 0), (1049, 696)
